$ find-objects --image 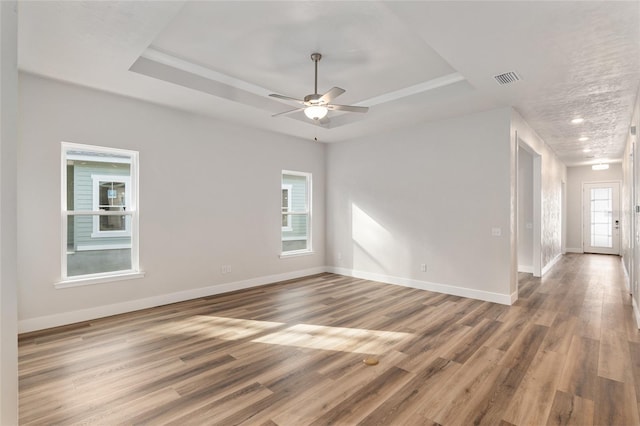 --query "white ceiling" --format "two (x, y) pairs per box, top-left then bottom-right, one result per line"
(18, 1), (640, 166)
